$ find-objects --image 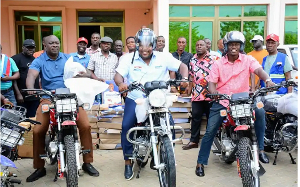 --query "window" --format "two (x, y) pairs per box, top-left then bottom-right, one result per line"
(284, 5), (298, 44)
(15, 11), (62, 53)
(169, 5), (267, 53)
(78, 11), (123, 23)
(77, 11), (125, 53)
